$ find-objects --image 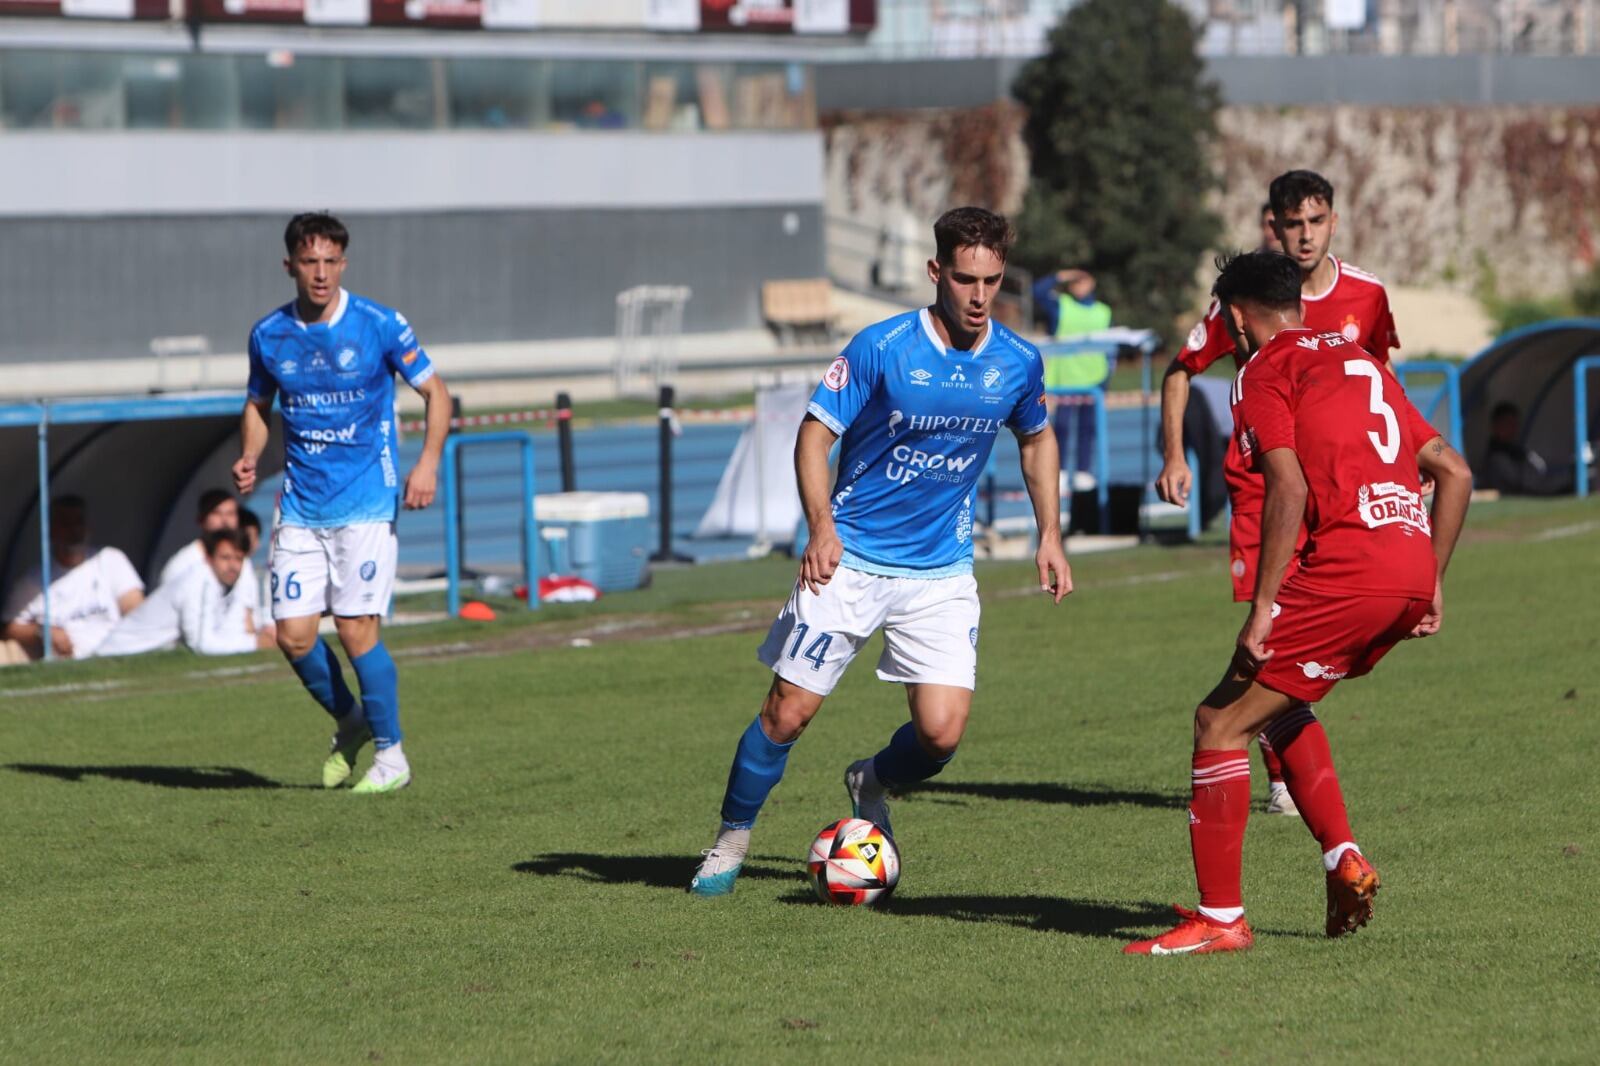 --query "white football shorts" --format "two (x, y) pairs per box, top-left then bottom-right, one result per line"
(756, 565), (981, 697)
(270, 522), (397, 621)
